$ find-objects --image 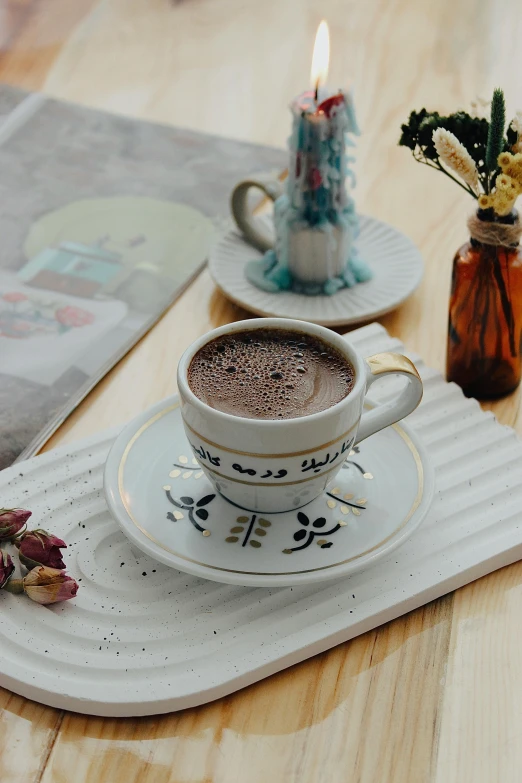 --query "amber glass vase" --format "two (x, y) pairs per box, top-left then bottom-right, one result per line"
(447, 212), (522, 399)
